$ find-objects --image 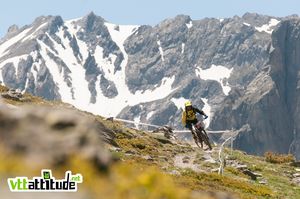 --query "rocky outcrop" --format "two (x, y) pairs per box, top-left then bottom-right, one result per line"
(0, 101), (116, 168)
(269, 18), (300, 159)
(210, 17), (300, 157)
(211, 71), (293, 155)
